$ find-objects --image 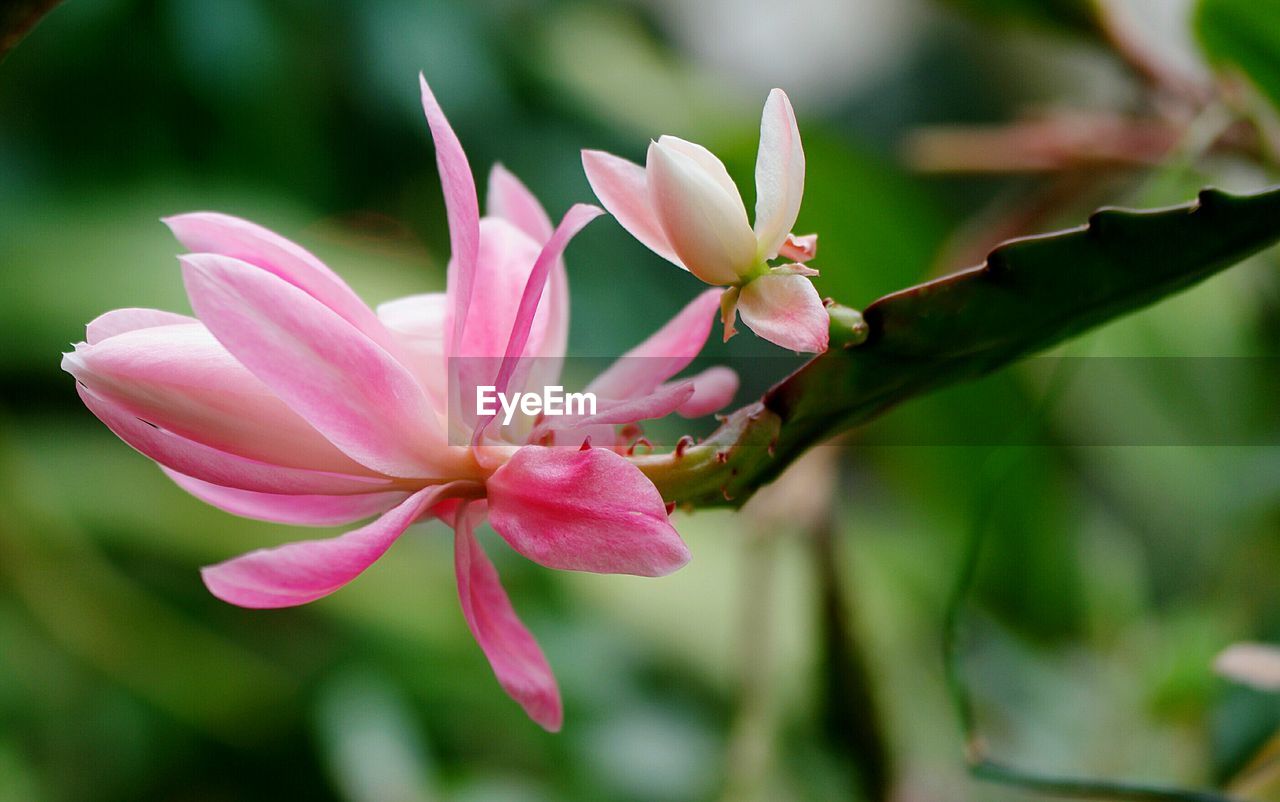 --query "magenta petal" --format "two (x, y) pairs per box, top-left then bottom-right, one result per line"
(86, 308), (197, 344)
(487, 446), (690, 576)
(419, 74), (481, 357)
(181, 254), (450, 478)
(202, 483), (459, 609)
(672, 366), (739, 418)
(587, 288), (722, 399)
(163, 212), (399, 353)
(75, 385), (393, 495)
(163, 468), (408, 526)
(487, 164), (554, 243)
(454, 505), (562, 731)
